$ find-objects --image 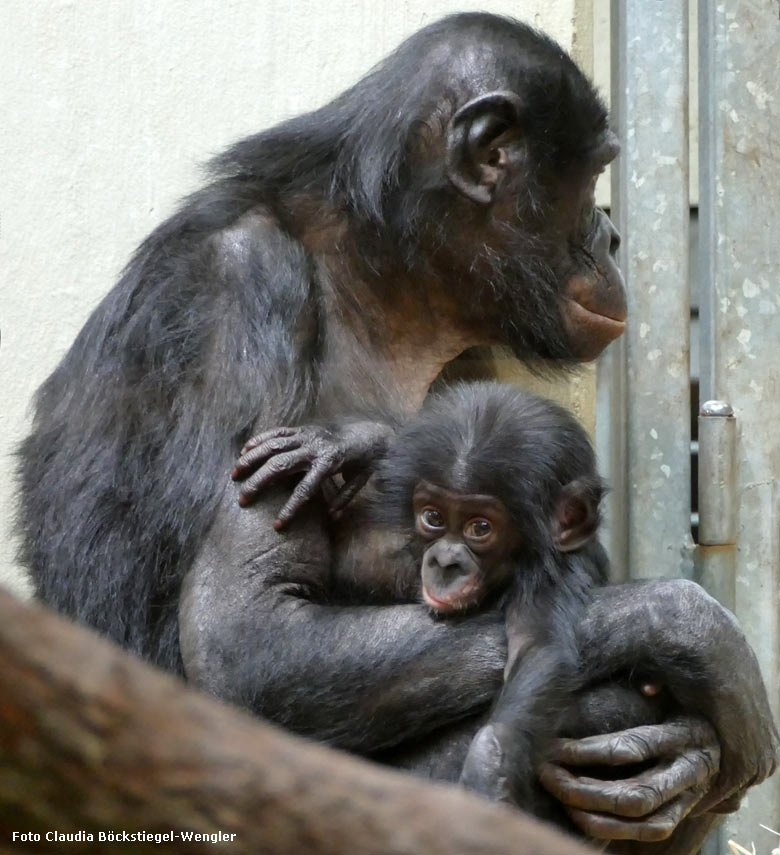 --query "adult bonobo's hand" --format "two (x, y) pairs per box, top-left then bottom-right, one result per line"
(539, 716), (720, 841)
(540, 580), (779, 841)
(232, 420), (395, 528)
